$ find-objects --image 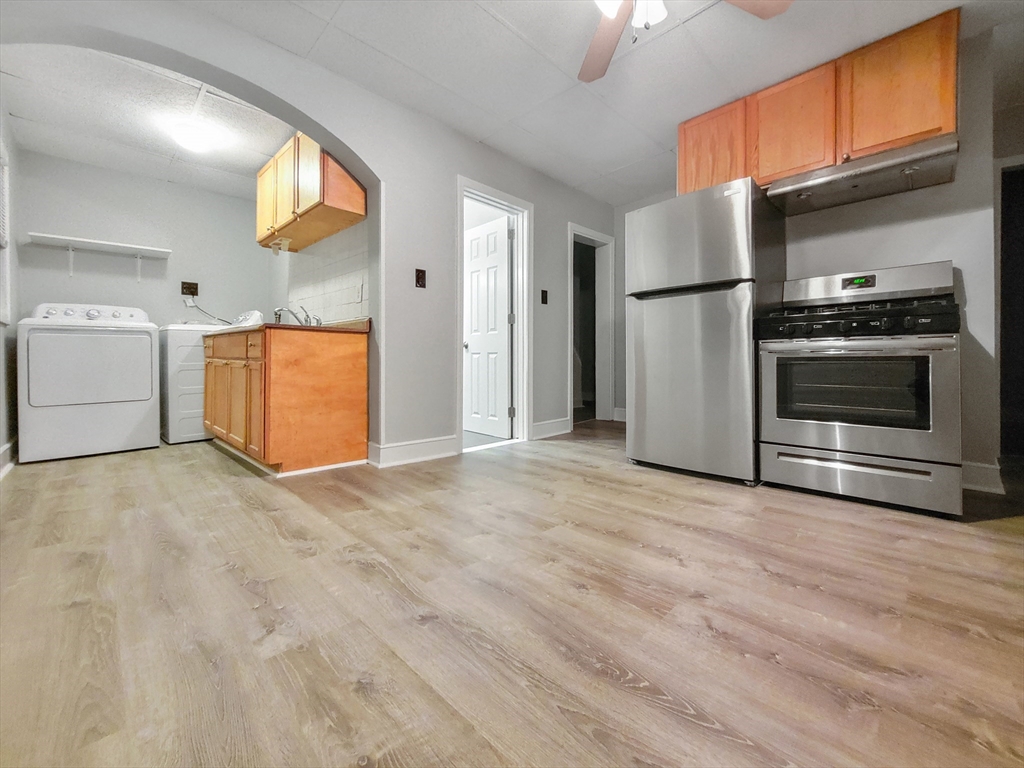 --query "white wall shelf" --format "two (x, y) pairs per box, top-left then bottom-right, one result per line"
(27, 232), (171, 281)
